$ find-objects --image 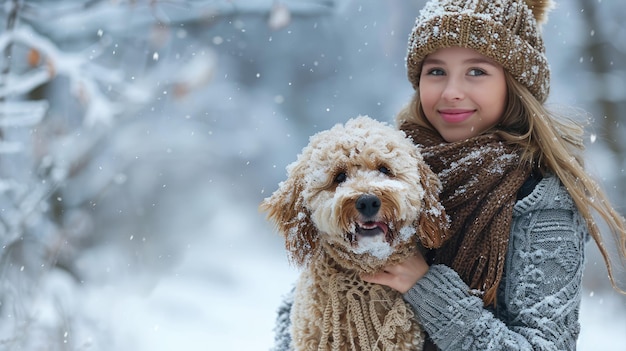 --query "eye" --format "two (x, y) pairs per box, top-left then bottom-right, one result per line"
(468, 68), (487, 76)
(334, 172), (347, 183)
(378, 166), (392, 176)
(425, 68), (445, 76)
